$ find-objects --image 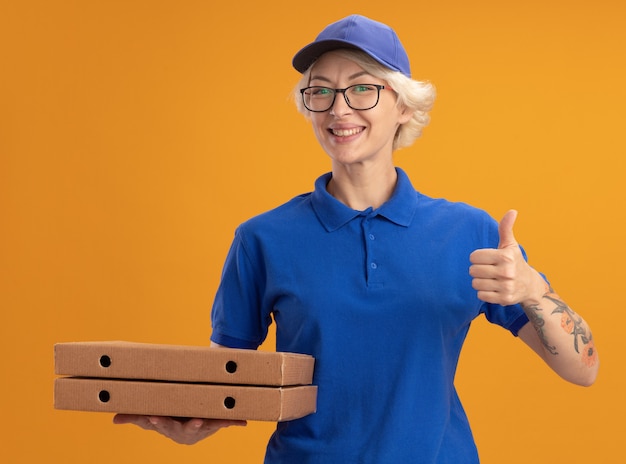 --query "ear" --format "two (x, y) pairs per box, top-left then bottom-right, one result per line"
(397, 105), (414, 125)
